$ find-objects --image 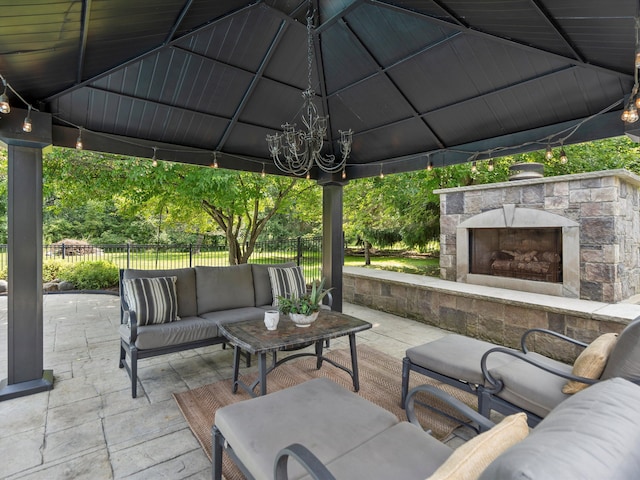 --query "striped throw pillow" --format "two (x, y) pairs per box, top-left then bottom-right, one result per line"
(123, 276), (180, 326)
(268, 266), (306, 307)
